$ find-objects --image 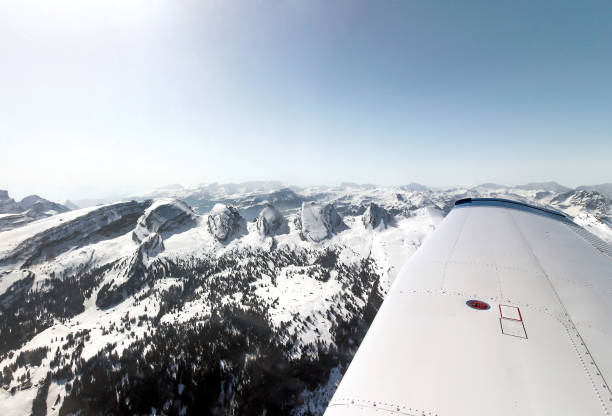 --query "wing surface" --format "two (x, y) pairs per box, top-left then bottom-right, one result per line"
(325, 198), (612, 416)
